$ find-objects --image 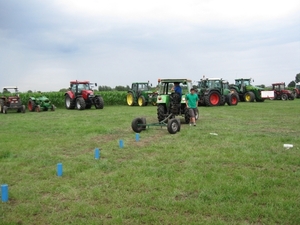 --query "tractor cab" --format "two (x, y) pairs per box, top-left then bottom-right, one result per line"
(271, 82), (294, 100)
(126, 82), (157, 106)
